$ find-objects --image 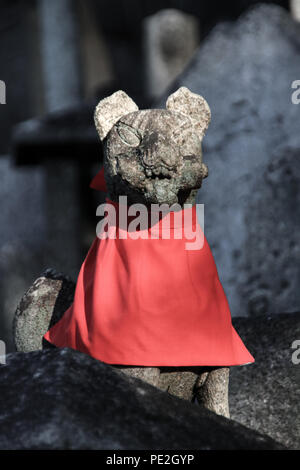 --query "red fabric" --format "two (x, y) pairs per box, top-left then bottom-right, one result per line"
(44, 200), (254, 367)
(90, 167), (107, 192)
